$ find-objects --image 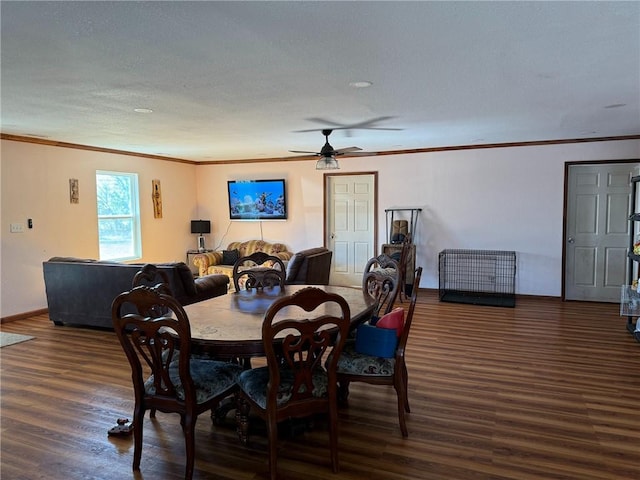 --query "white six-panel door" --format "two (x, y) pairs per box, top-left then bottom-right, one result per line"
(565, 163), (637, 302)
(325, 174), (376, 287)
